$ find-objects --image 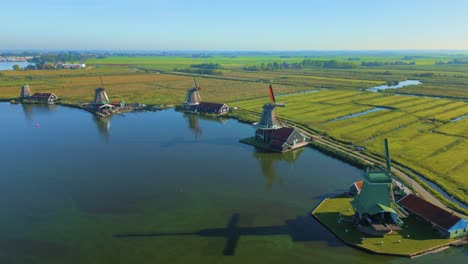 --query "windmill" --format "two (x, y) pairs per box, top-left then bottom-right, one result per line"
(256, 85), (284, 129)
(92, 76), (110, 104)
(184, 77), (202, 108)
(20, 84), (32, 98)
